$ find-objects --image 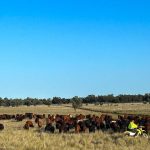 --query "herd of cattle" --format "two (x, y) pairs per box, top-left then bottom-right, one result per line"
(0, 113), (150, 134)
